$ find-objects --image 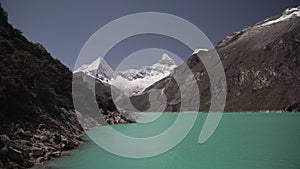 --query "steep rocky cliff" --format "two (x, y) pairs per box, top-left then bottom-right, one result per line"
(0, 5), (83, 168)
